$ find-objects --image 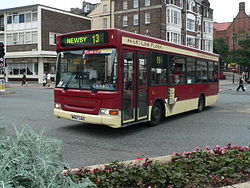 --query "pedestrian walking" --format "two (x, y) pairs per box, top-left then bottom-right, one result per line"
(42, 73), (47, 87)
(236, 76), (245, 92)
(21, 73), (27, 86)
(47, 72), (51, 87)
